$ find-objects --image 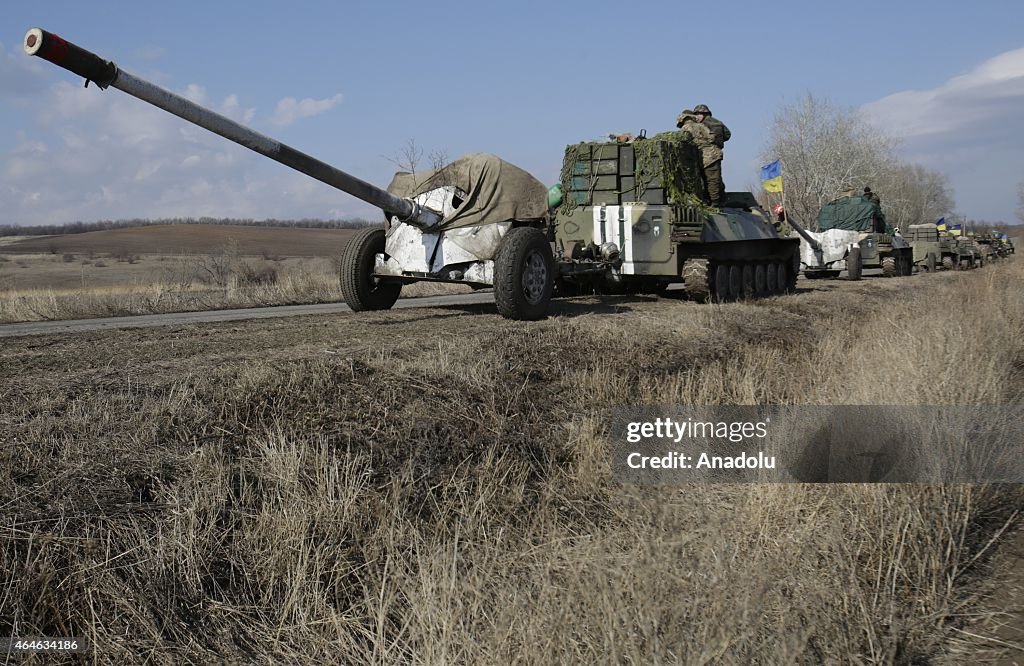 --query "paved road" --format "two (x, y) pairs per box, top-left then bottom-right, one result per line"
(0, 292), (496, 338)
